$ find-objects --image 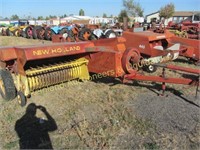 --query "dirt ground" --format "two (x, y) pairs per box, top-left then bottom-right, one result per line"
(0, 36), (199, 149)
